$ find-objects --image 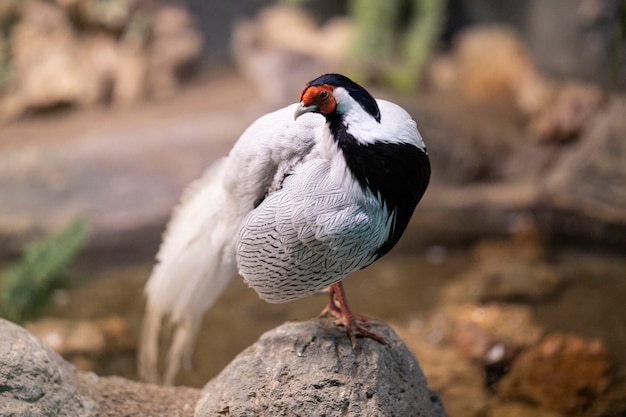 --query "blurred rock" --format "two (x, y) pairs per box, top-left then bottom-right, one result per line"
(406, 304), (543, 364)
(513, 71), (556, 118)
(394, 307), (624, 417)
(231, 5), (353, 105)
(428, 25), (539, 103)
(109, 41), (147, 106)
(496, 333), (611, 413)
(528, 81), (604, 143)
(487, 402), (564, 417)
(1, 0), (102, 120)
(231, 17), (320, 105)
(2, 71), (626, 255)
(253, 5), (353, 65)
(0, 75), (254, 253)
(75, 0), (131, 31)
(426, 23), (605, 149)
(525, 0), (623, 87)
(442, 238), (565, 304)
(0, 0), (202, 121)
(447, 304), (543, 363)
(411, 93), (525, 185)
(196, 318), (448, 417)
(148, 4), (203, 98)
(392, 302), (626, 417)
(408, 89), (626, 246)
(581, 369), (626, 417)
(444, 0), (624, 87)
(393, 321), (489, 417)
(255, 5), (319, 56)
(542, 97), (626, 234)
(0, 0), (19, 23)
(24, 316), (135, 371)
